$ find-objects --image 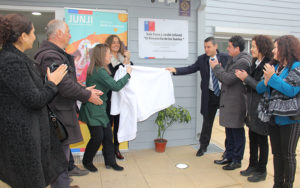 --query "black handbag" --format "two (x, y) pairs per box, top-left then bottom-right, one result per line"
(269, 90), (300, 120)
(47, 105), (68, 142)
(45, 62), (68, 142)
(257, 92), (272, 123)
